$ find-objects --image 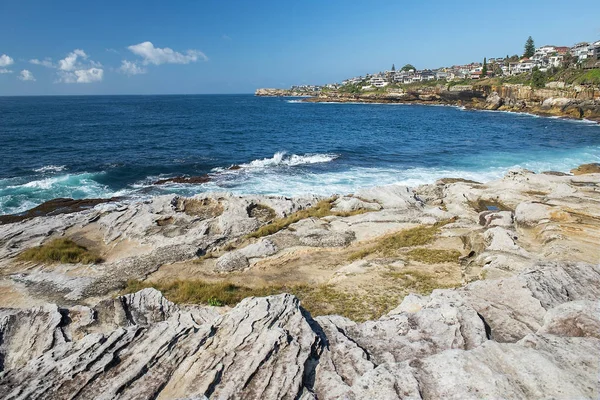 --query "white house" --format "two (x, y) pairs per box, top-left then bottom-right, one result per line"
(369, 76), (388, 88)
(571, 42), (591, 61)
